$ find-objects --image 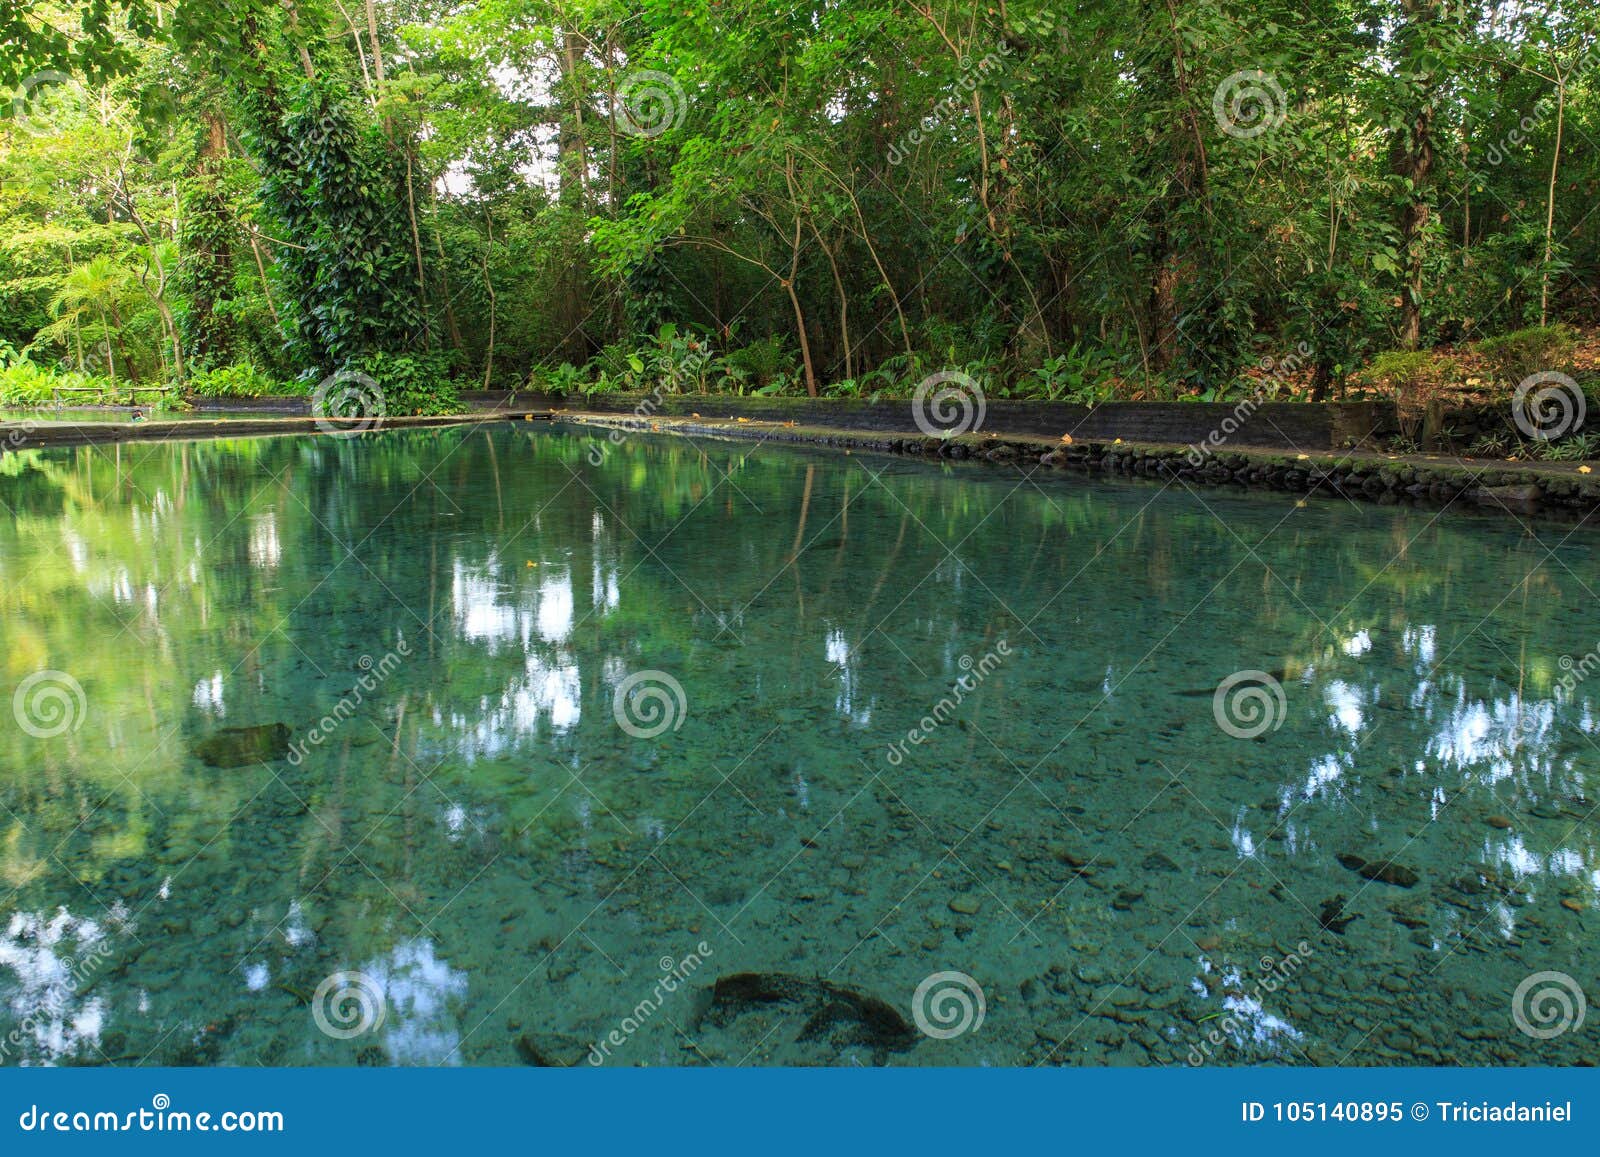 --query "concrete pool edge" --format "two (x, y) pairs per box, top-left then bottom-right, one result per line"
(0, 412), (517, 449)
(561, 411), (1600, 519)
(5, 406), (1596, 520)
